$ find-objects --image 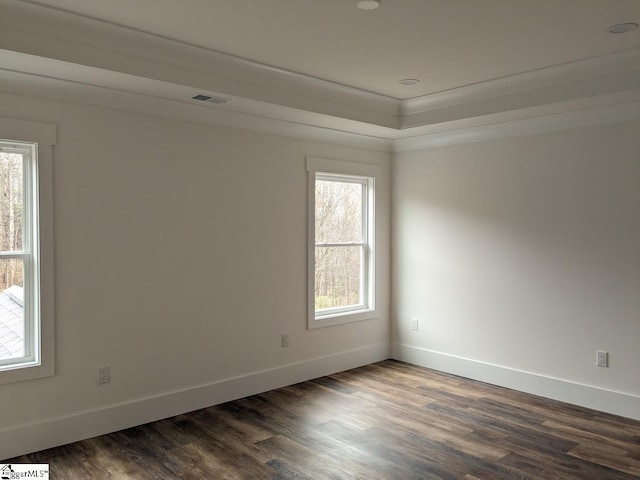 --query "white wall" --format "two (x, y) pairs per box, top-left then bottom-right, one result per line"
(0, 93), (390, 458)
(392, 121), (640, 418)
